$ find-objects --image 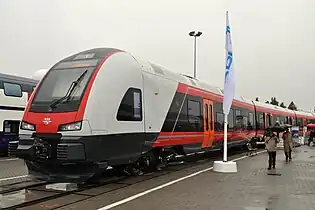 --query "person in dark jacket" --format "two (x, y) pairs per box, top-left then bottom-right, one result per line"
(308, 129), (315, 146)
